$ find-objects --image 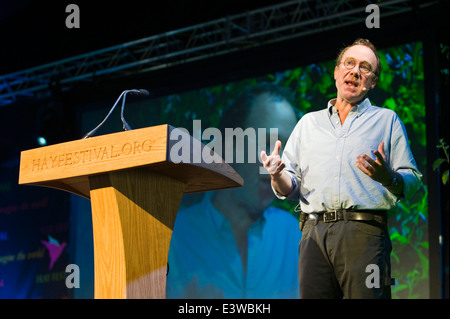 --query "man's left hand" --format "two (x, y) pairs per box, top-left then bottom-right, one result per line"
(356, 141), (395, 185)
